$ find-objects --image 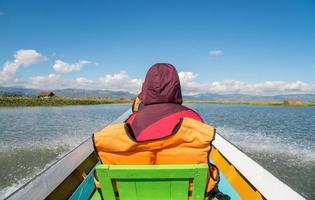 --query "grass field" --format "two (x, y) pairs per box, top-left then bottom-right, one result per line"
(0, 96), (132, 107)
